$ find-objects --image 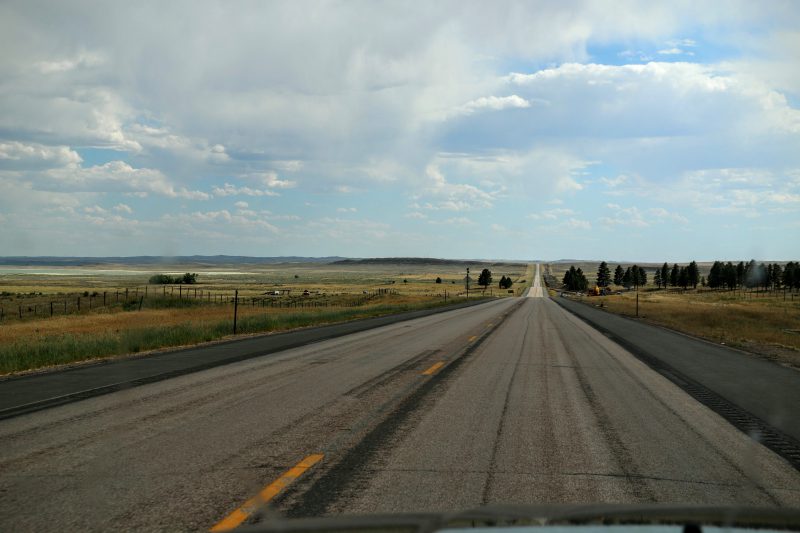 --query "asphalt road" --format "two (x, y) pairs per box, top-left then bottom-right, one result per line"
(1, 269), (799, 531)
